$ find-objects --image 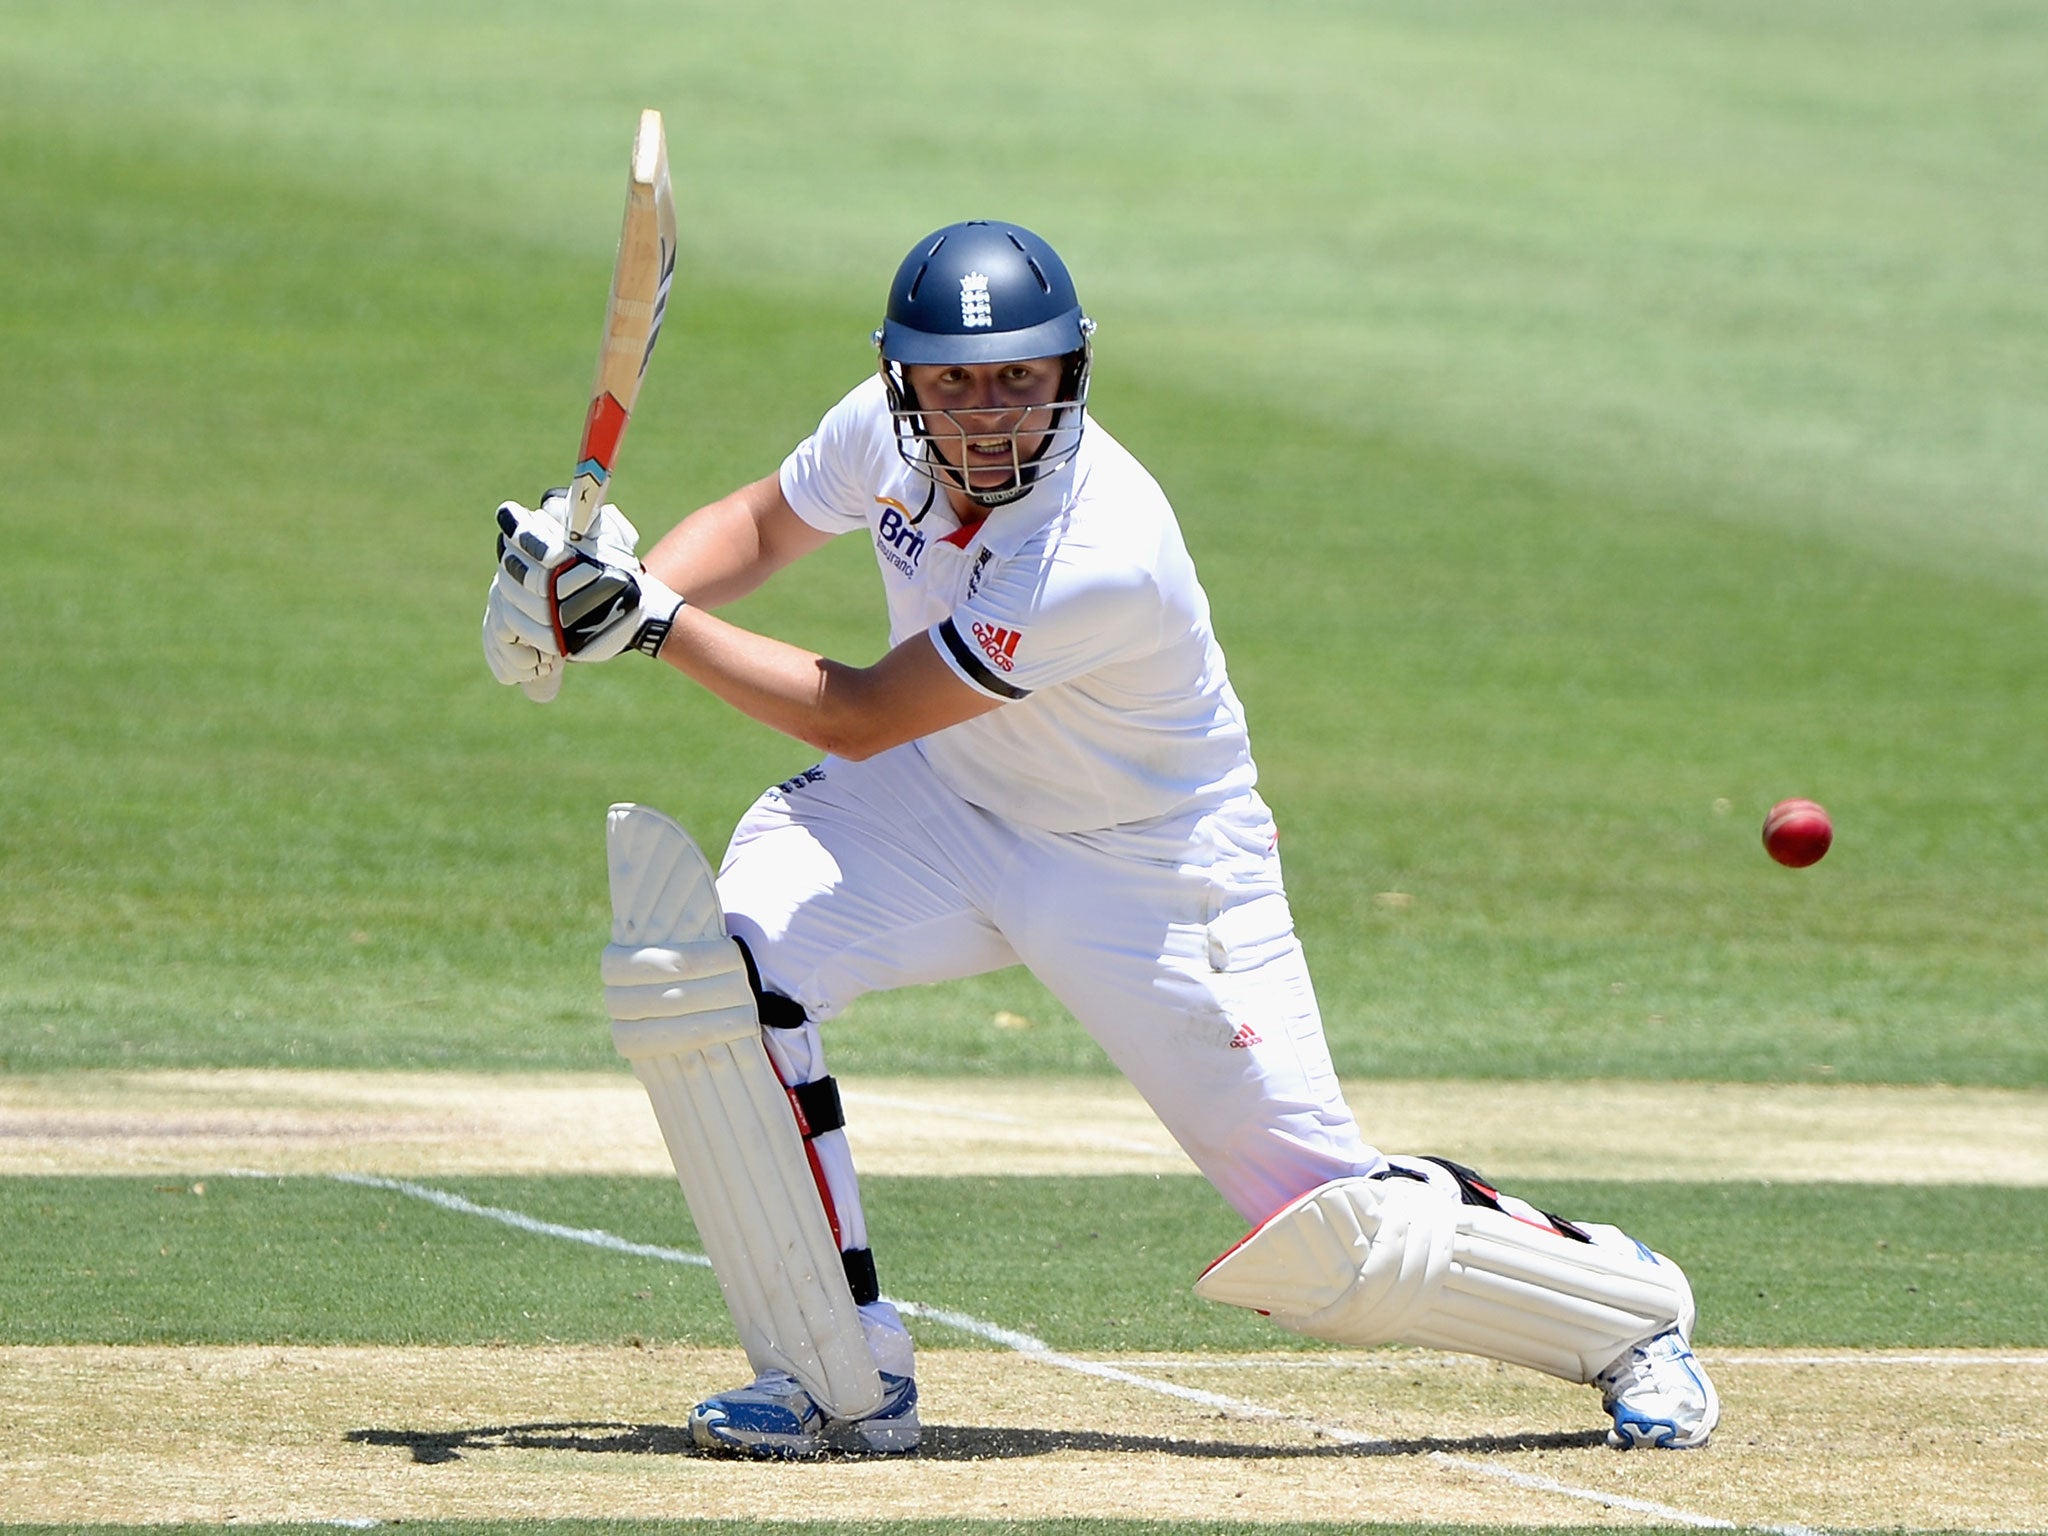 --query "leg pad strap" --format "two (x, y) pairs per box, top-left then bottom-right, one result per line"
(788, 1076), (845, 1139)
